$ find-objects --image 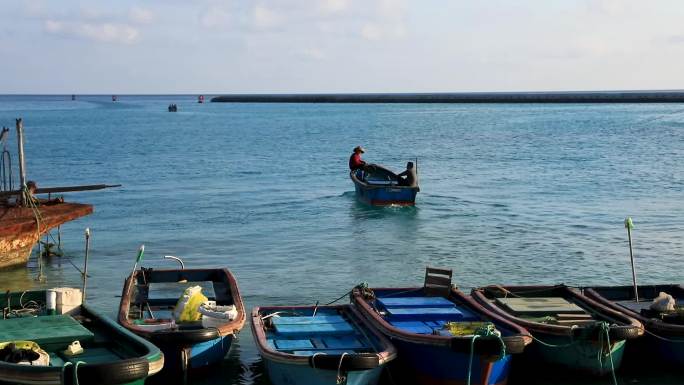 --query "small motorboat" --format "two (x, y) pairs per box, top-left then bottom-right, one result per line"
(0, 288), (163, 385)
(351, 268), (532, 385)
(118, 266), (245, 376)
(252, 304), (397, 385)
(583, 284), (684, 366)
(168, 104), (178, 112)
(471, 285), (644, 376)
(350, 164), (419, 206)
